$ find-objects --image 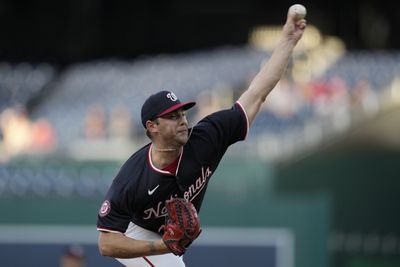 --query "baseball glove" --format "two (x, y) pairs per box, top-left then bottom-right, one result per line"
(162, 198), (201, 256)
